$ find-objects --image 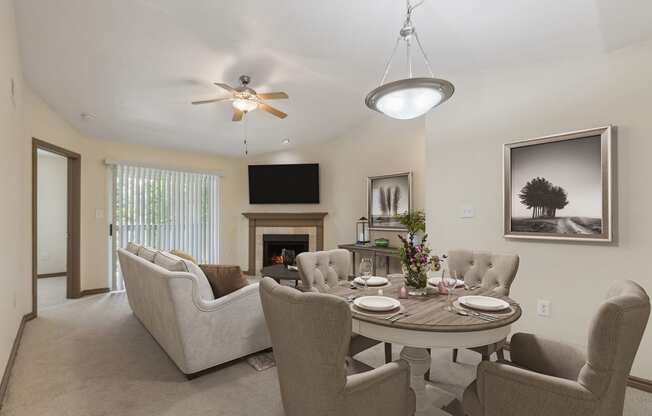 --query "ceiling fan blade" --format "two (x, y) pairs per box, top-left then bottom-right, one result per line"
(214, 82), (237, 93)
(191, 97), (231, 105)
(232, 108), (244, 122)
(256, 92), (288, 100)
(259, 103), (287, 119)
